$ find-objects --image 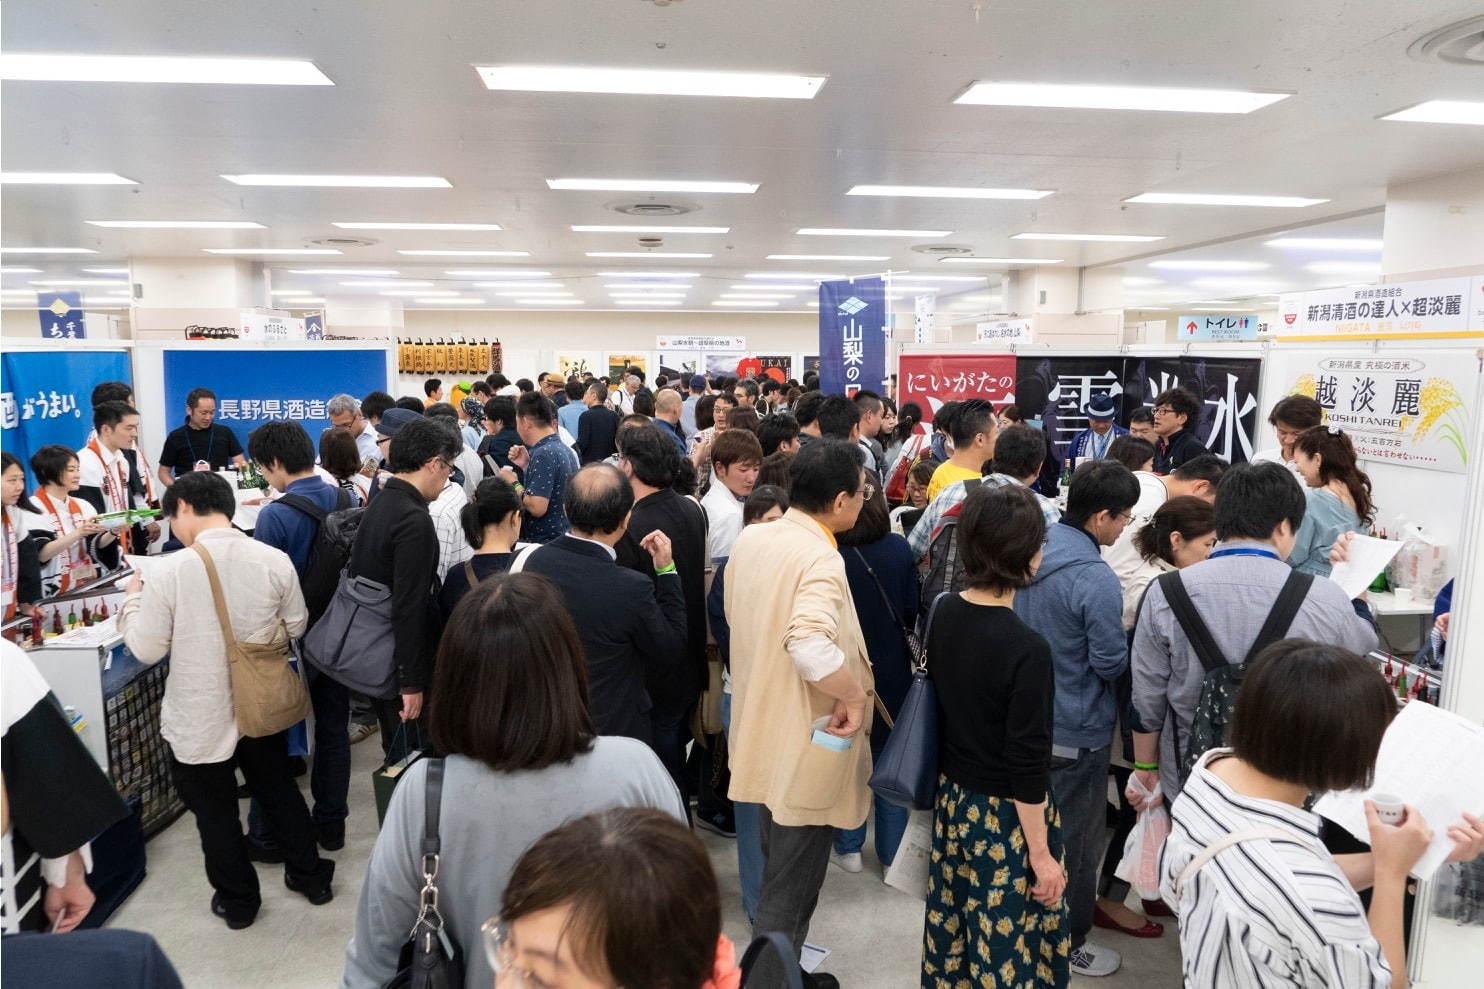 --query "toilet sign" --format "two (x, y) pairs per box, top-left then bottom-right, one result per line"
(1178, 314), (1259, 341)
